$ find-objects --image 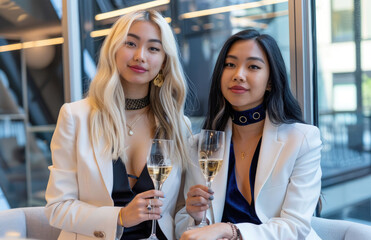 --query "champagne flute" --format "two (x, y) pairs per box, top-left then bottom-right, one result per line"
(146, 139), (173, 240)
(191, 129), (225, 228)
